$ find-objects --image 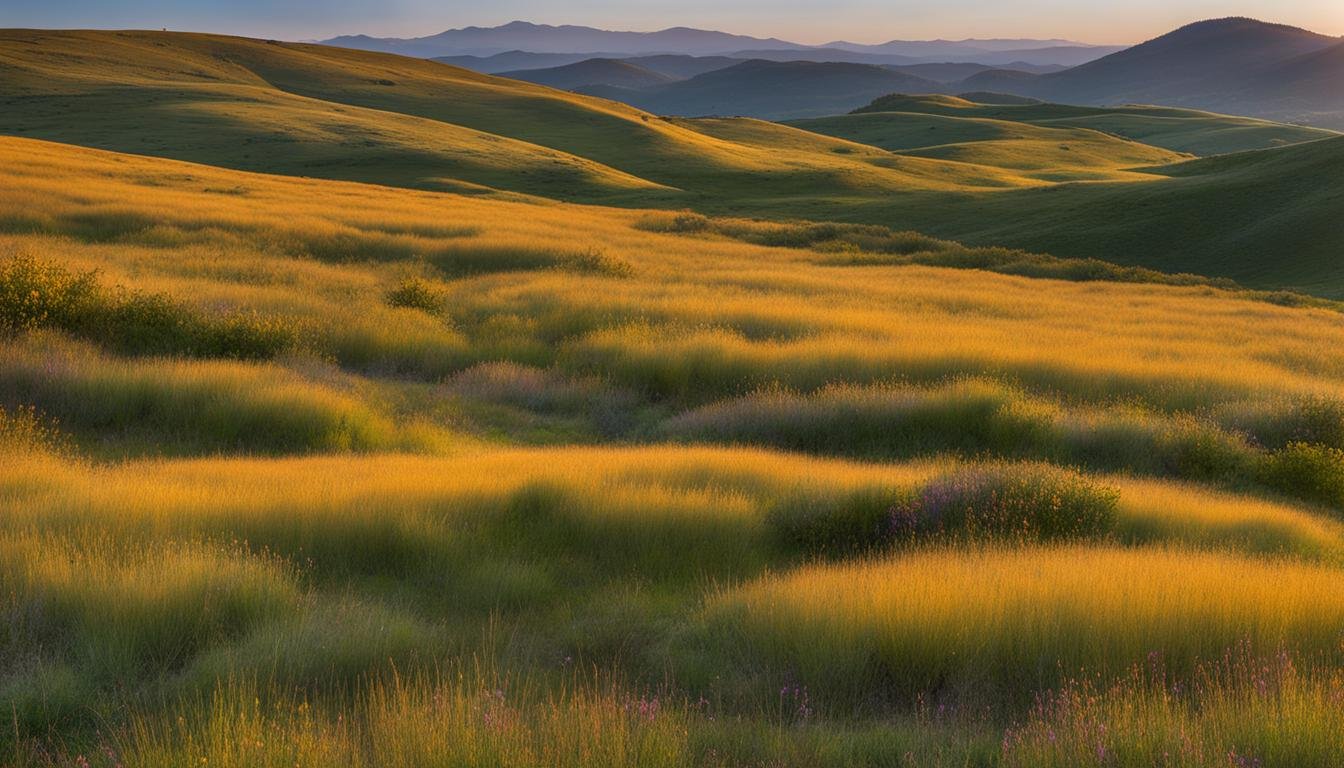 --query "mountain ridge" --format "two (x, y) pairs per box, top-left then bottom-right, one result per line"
(321, 20), (1114, 64)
